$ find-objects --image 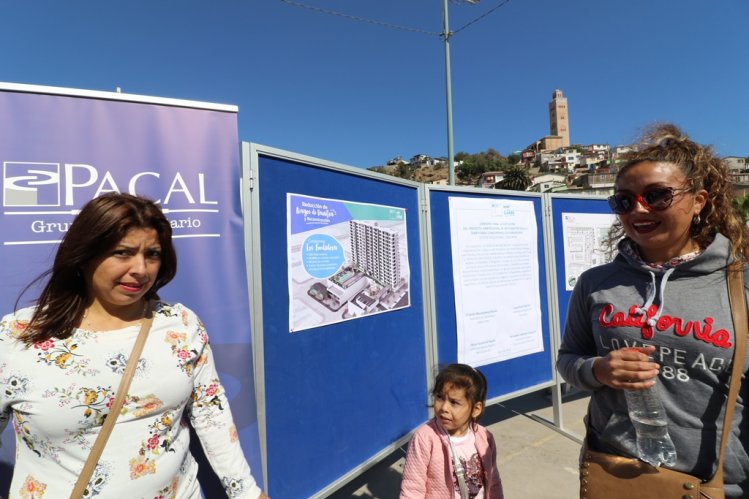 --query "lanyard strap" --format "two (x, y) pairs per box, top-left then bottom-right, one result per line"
(439, 421), (471, 499)
(69, 303), (154, 499)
